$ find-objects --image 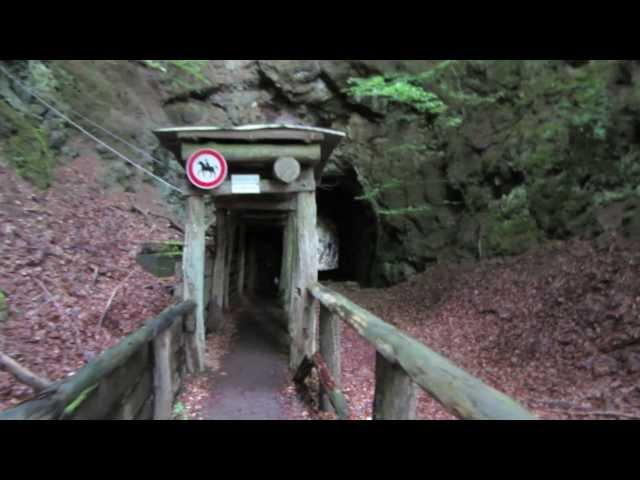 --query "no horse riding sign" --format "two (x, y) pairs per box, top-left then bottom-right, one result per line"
(186, 149), (227, 189)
